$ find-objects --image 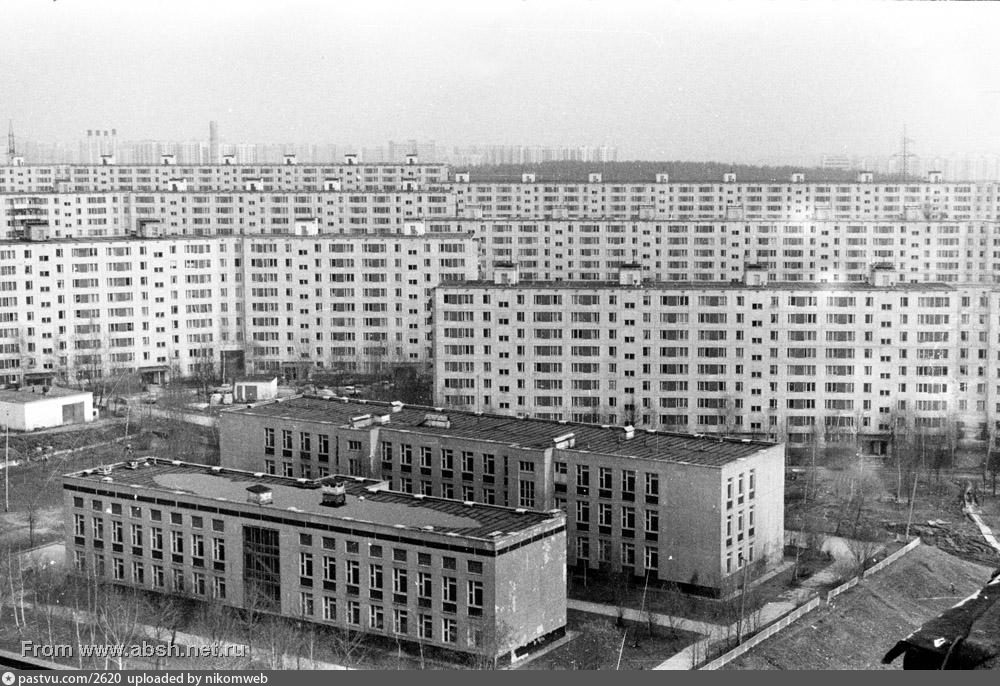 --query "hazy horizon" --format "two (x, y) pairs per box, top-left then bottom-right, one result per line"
(4, 0), (1000, 163)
